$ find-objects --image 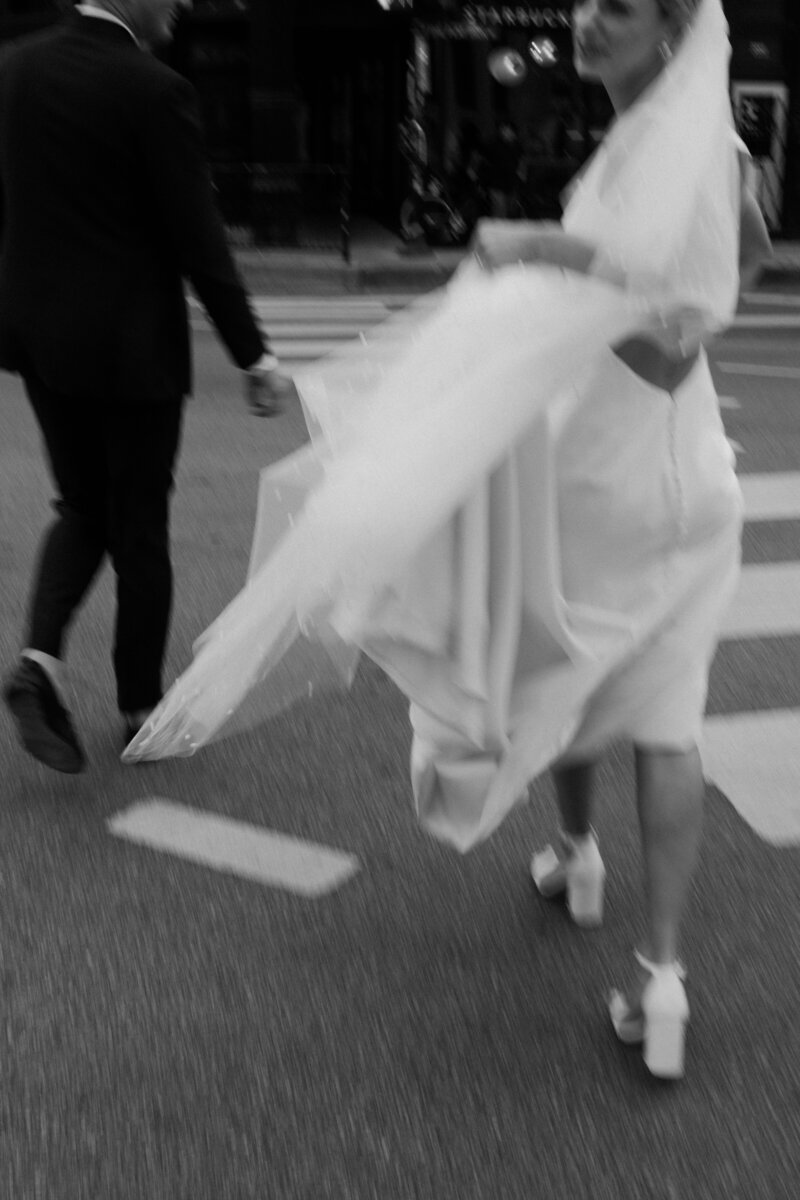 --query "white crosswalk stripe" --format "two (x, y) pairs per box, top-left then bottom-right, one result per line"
(741, 291), (800, 307)
(703, 711), (800, 846)
(718, 363), (800, 380)
(191, 293), (419, 368)
(721, 563), (800, 640)
(716, 308), (800, 819)
(109, 801), (359, 896)
(740, 472), (800, 520)
(707, 457), (800, 844)
(728, 314), (800, 329)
